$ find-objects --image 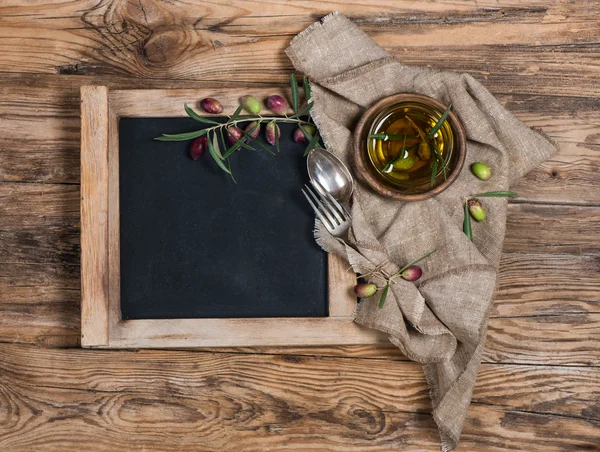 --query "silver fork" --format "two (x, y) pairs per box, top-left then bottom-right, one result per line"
(302, 179), (351, 240)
